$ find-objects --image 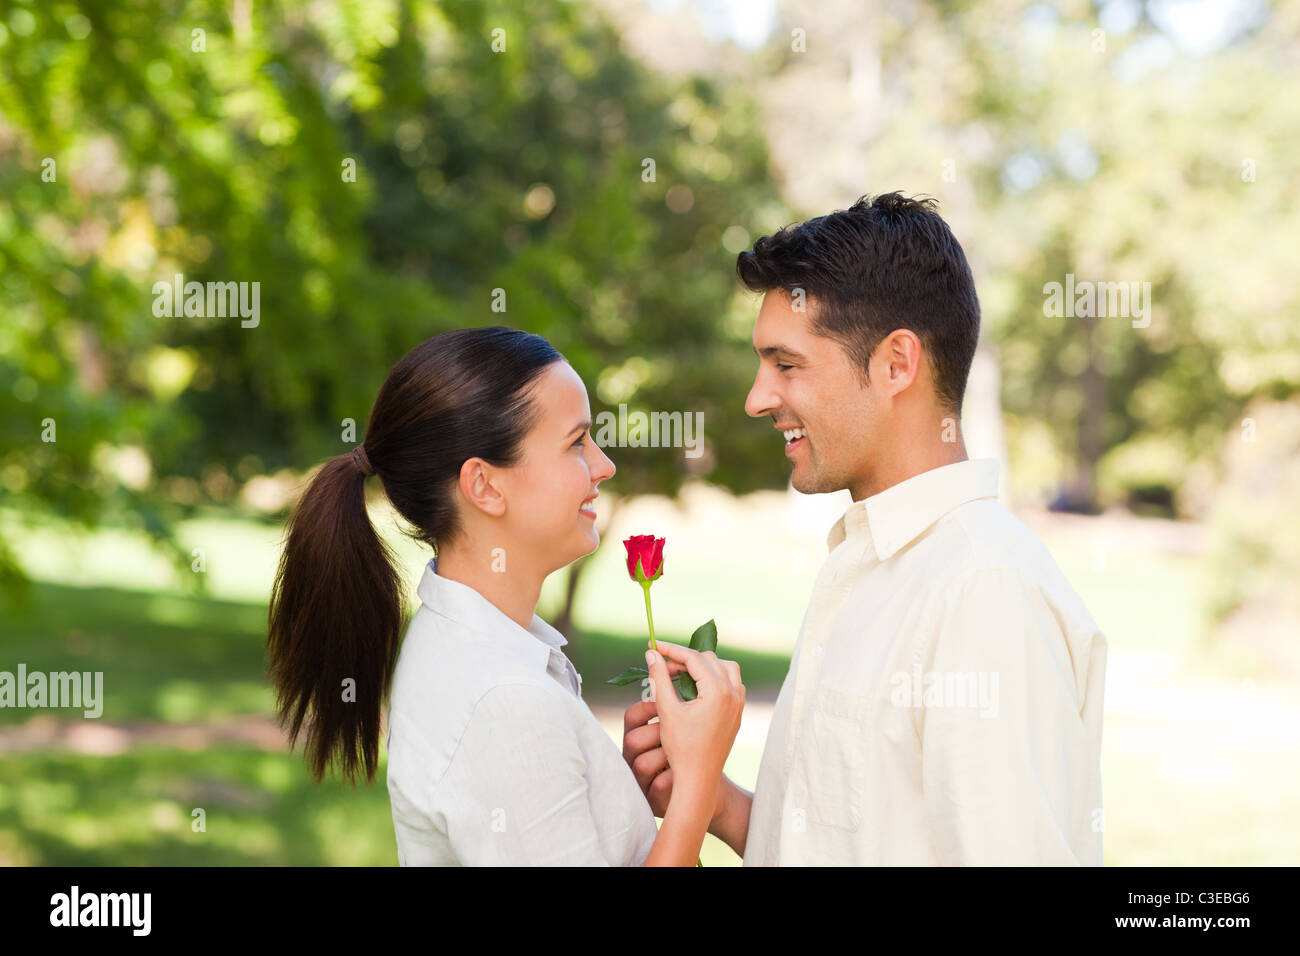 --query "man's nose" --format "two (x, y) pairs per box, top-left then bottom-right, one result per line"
(745, 371), (775, 418)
